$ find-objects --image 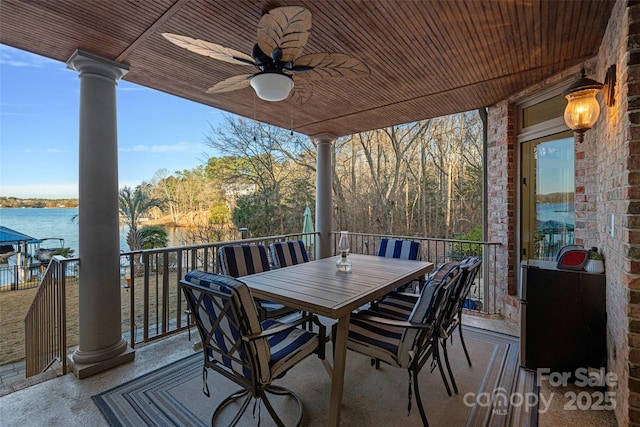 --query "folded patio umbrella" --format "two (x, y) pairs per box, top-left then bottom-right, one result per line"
(302, 206), (314, 250)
